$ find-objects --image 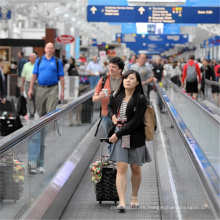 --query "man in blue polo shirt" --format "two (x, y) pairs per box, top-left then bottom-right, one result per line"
(27, 42), (64, 174)
(28, 42), (64, 117)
